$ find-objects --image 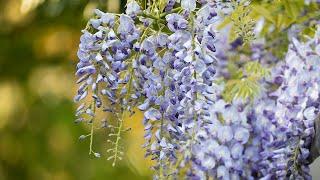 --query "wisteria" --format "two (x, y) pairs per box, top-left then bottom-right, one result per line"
(74, 0), (320, 179)
(250, 30), (320, 179)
